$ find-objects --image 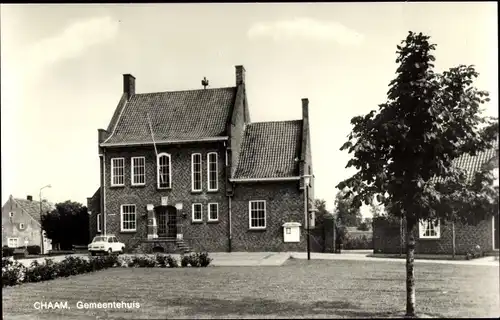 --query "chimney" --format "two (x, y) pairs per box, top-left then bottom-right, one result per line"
(235, 65), (245, 85)
(302, 98), (309, 120)
(123, 74), (136, 100)
(27, 195), (33, 201)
